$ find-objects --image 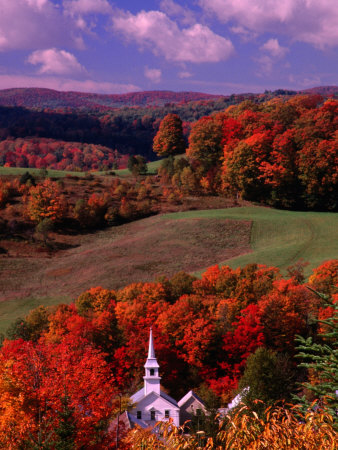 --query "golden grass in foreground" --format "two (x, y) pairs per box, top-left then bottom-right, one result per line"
(124, 404), (336, 449)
